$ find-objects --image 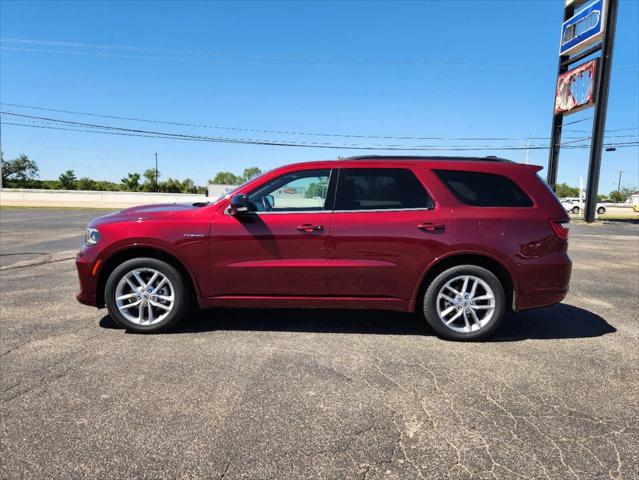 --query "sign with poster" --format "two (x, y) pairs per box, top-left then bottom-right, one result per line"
(554, 59), (598, 115)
